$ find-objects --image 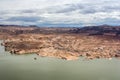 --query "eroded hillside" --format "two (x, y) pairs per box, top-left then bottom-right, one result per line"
(0, 25), (120, 60)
